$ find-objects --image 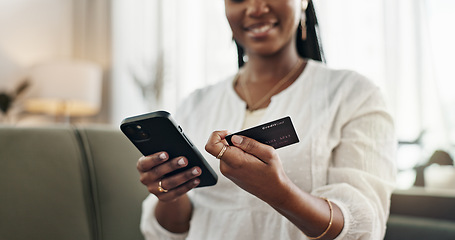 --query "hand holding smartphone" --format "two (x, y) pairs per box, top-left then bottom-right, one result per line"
(120, 111), (218, 188)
